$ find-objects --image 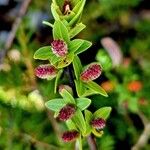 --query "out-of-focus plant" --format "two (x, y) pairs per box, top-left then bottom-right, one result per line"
(95, 35), (150, 149)
(33, 0), (111, 149)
